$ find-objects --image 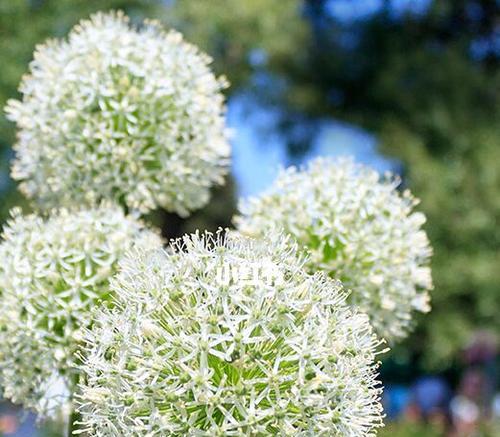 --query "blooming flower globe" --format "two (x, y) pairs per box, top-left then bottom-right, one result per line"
(77, 231), (383, 436)
(5, 11), (230, 215)
(0, 204), (162, 417)
(235, 157), (433, 342)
